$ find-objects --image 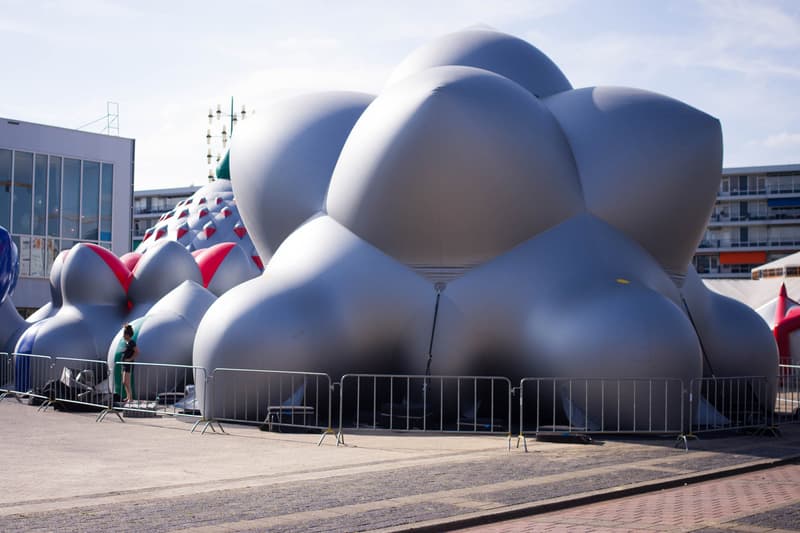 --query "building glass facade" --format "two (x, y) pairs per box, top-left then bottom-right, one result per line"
(0, 147), (114, 278)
